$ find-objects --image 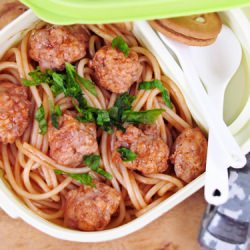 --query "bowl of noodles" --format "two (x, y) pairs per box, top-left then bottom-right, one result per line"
(0, 9), (250, 242)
